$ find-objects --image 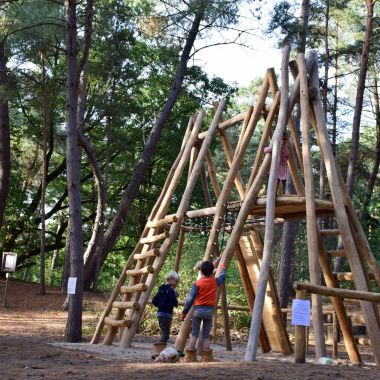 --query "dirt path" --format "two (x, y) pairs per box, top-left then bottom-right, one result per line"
(0, 279), (379, 379)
